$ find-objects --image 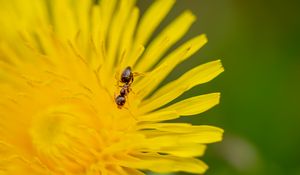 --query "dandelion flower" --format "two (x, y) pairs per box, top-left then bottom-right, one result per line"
(0, 0), (224, 174)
